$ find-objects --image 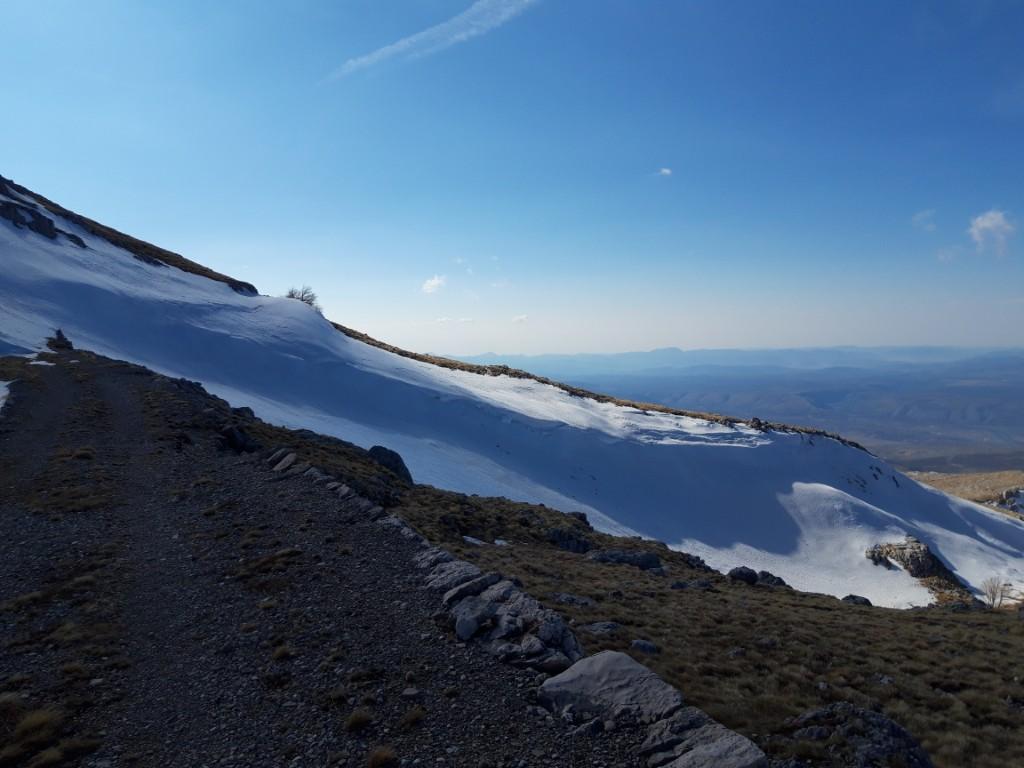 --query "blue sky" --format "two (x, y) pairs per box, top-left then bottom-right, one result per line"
(3, 0), (1023, 353)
